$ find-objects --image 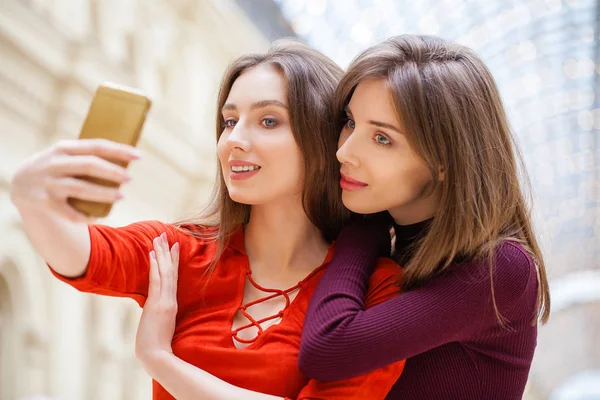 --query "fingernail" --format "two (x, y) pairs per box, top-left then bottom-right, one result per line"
(161, 232), (167, 241)
(132, 150), (143, 159)
(173, 242), (179, 252)
(150, 250), (156, 259)
(123, 174), (132, 182)
(116, 192), (124, 200)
